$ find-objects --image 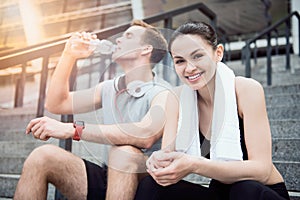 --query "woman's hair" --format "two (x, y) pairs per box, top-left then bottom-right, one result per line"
(131, 19), (168, 65)
(169, 21), (218, 52)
